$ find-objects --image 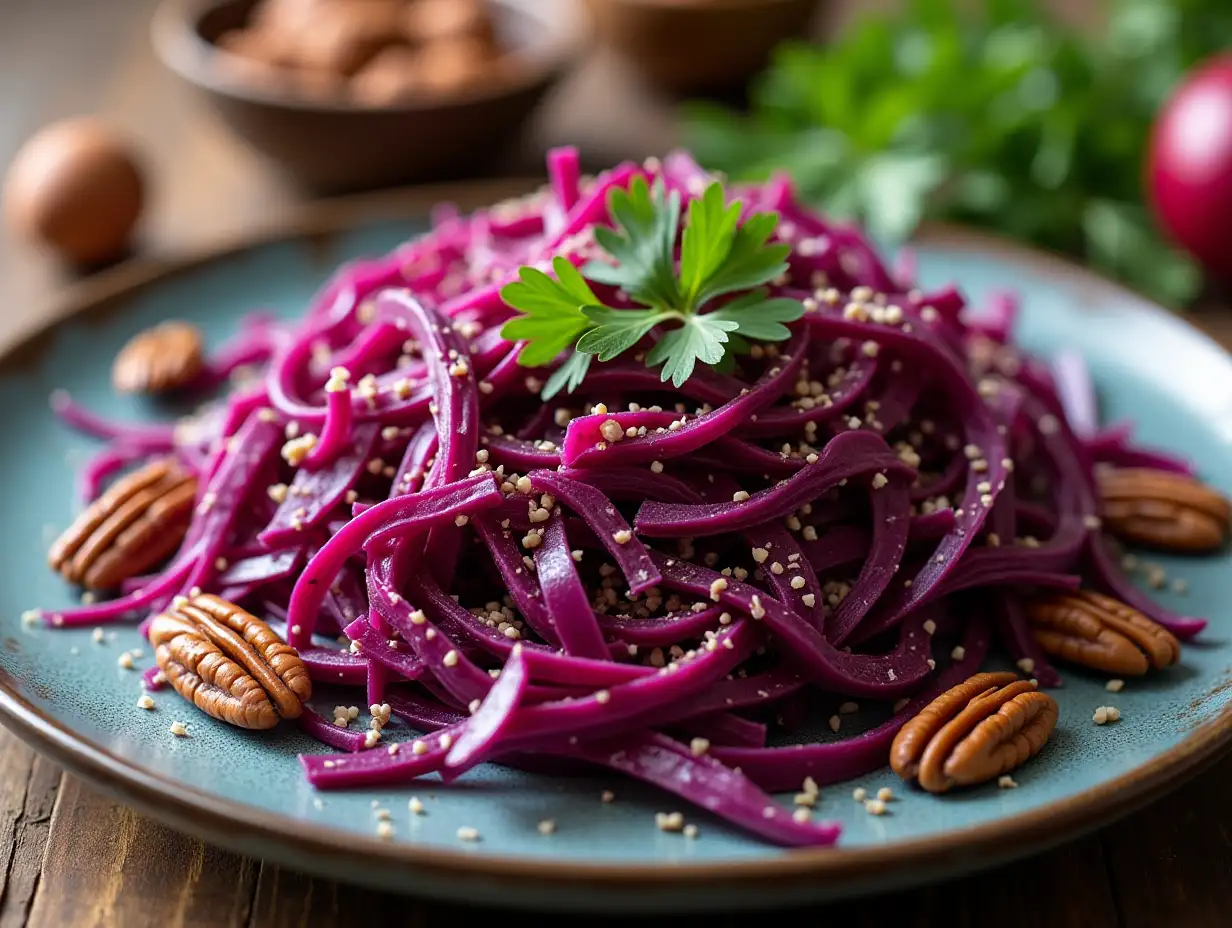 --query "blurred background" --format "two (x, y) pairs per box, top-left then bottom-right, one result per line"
(4, 0), (1232, 346)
